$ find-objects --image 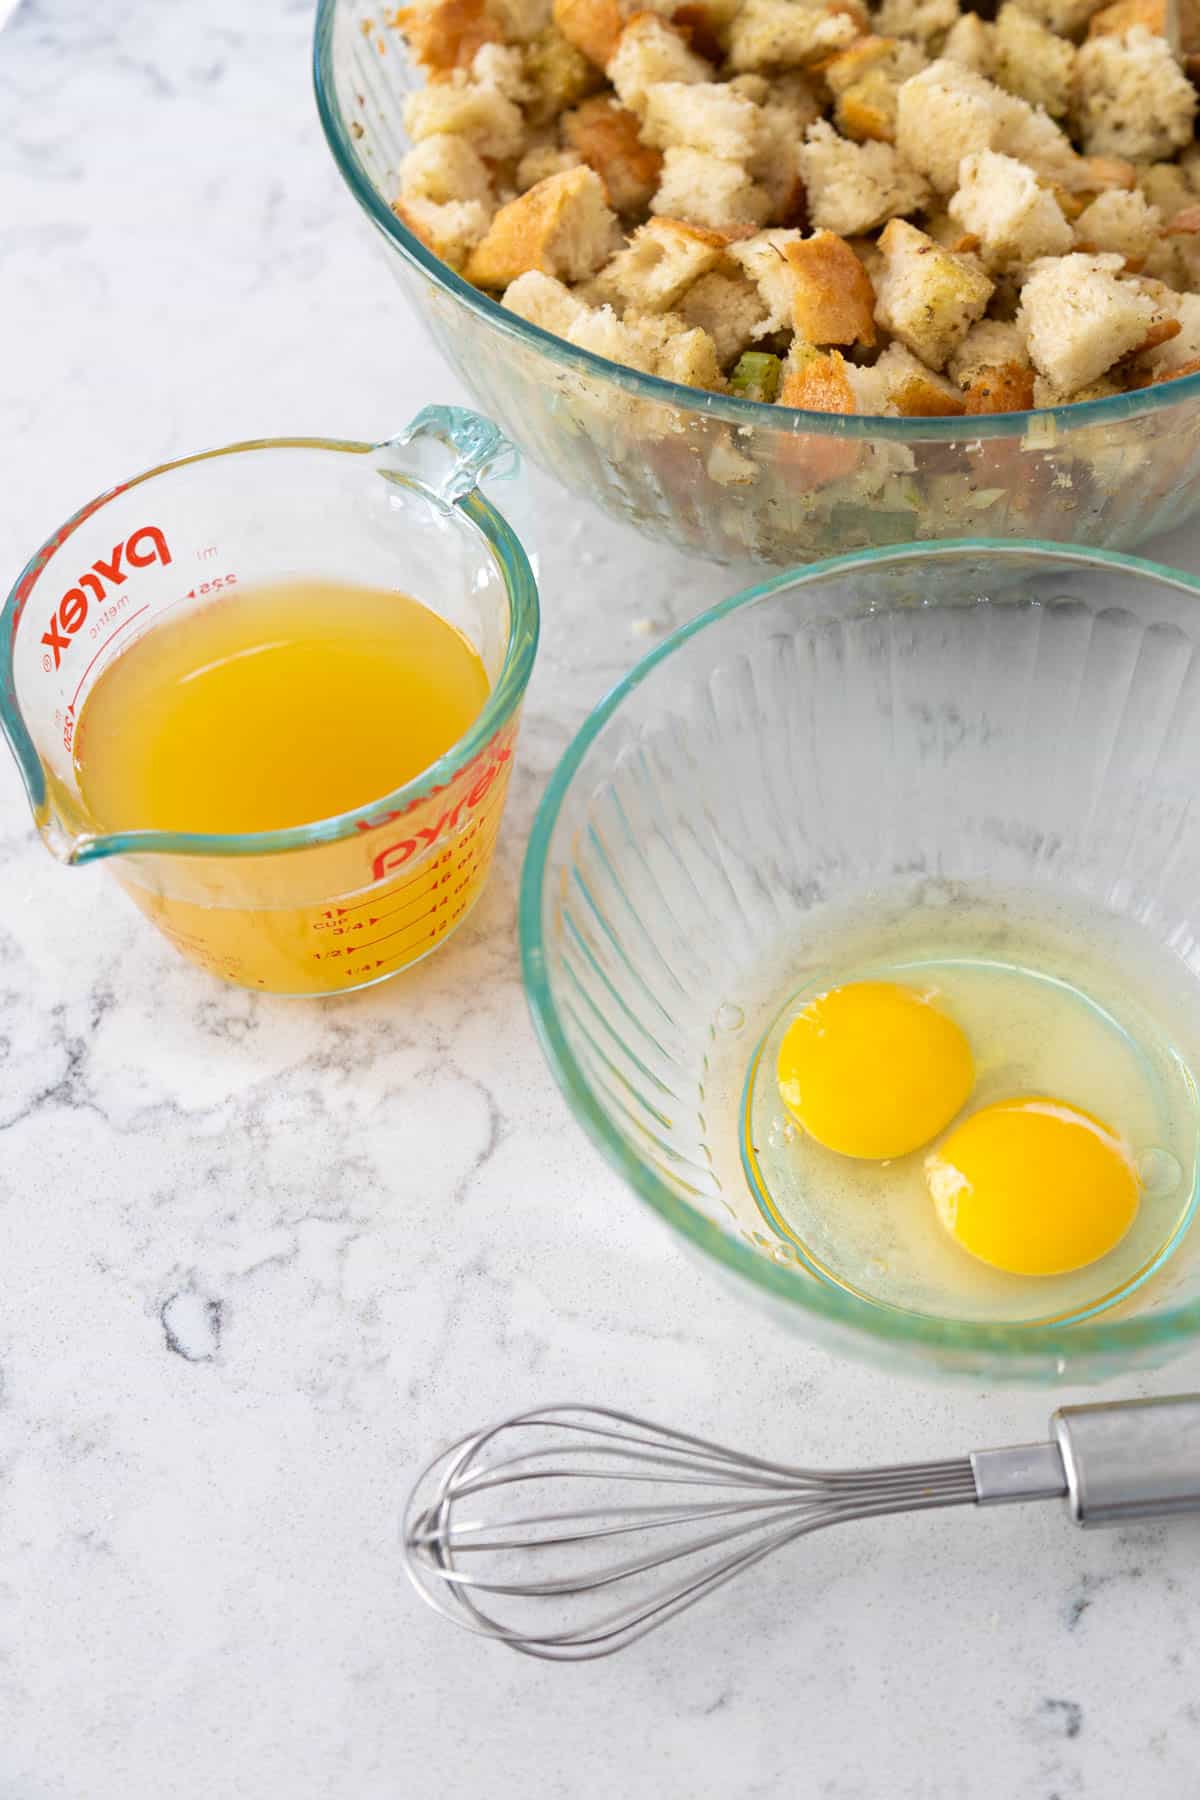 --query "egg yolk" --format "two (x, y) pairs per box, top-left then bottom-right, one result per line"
(926, 1097), (1140, 1276)
(776, 980), (974, 1160)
